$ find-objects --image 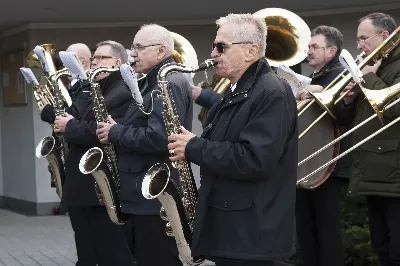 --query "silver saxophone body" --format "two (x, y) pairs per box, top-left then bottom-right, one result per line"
(141, 59), (216, 265)
(36, 68), (71, 199)
(78, 66), (131, 225)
